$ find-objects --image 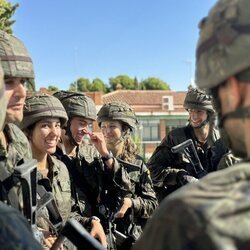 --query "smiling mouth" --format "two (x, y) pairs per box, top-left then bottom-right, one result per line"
(8, 103), (24, 109)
